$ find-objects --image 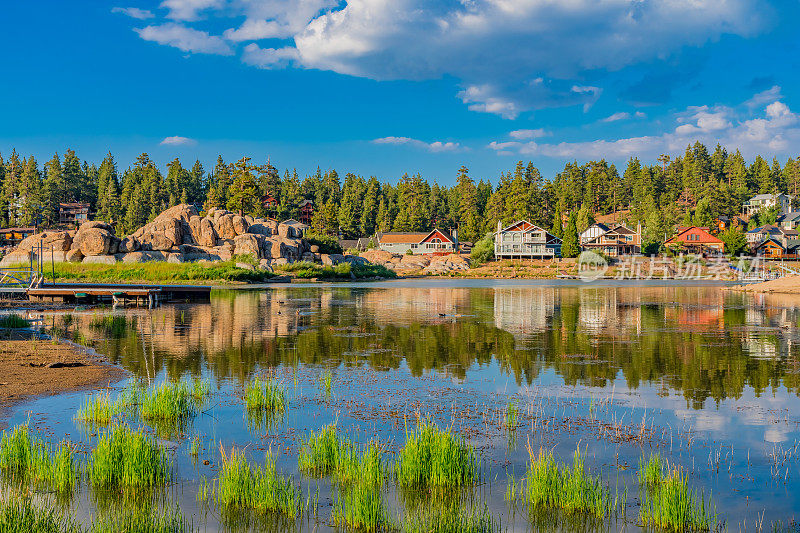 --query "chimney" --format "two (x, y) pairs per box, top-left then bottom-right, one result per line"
(452, 228), (458, 252)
